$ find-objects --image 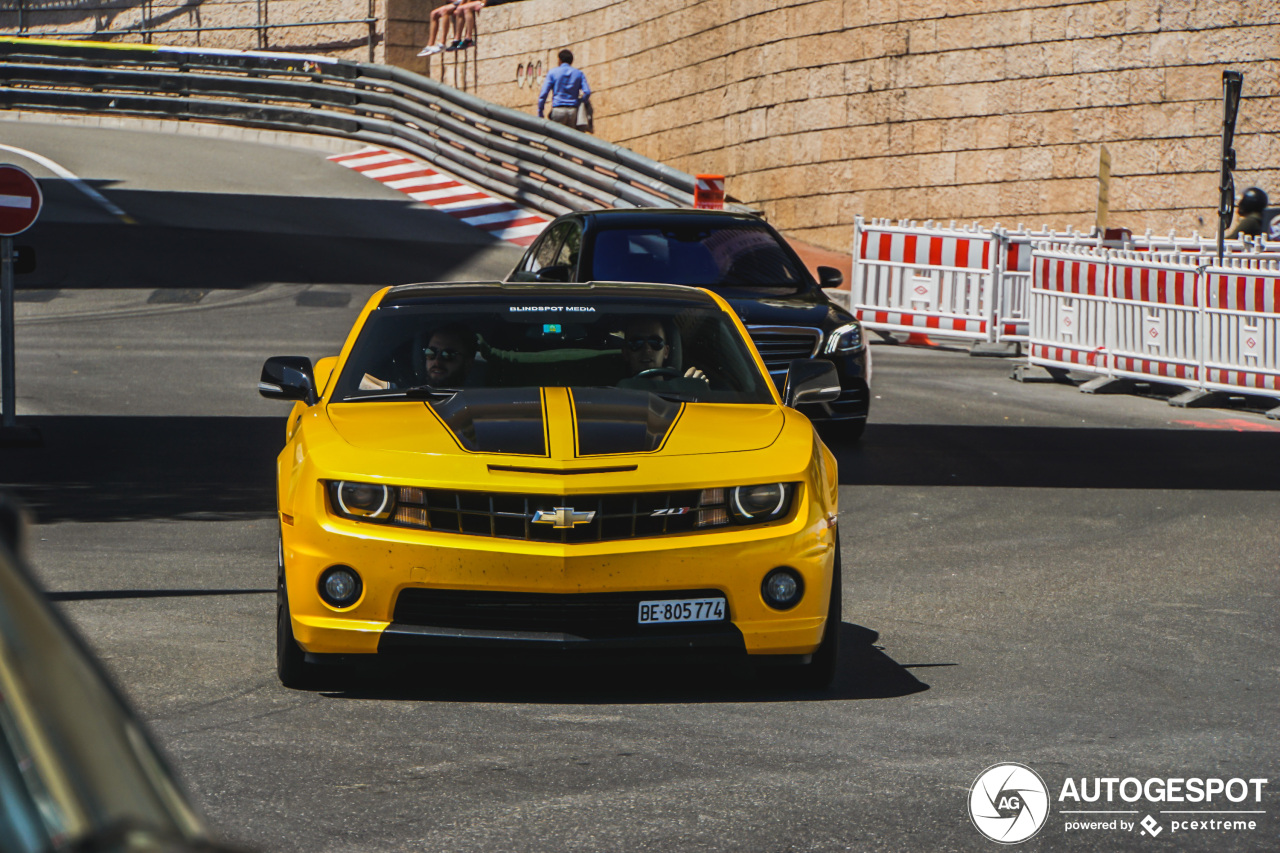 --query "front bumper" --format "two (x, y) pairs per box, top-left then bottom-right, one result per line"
(282, 492), (836, 659)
